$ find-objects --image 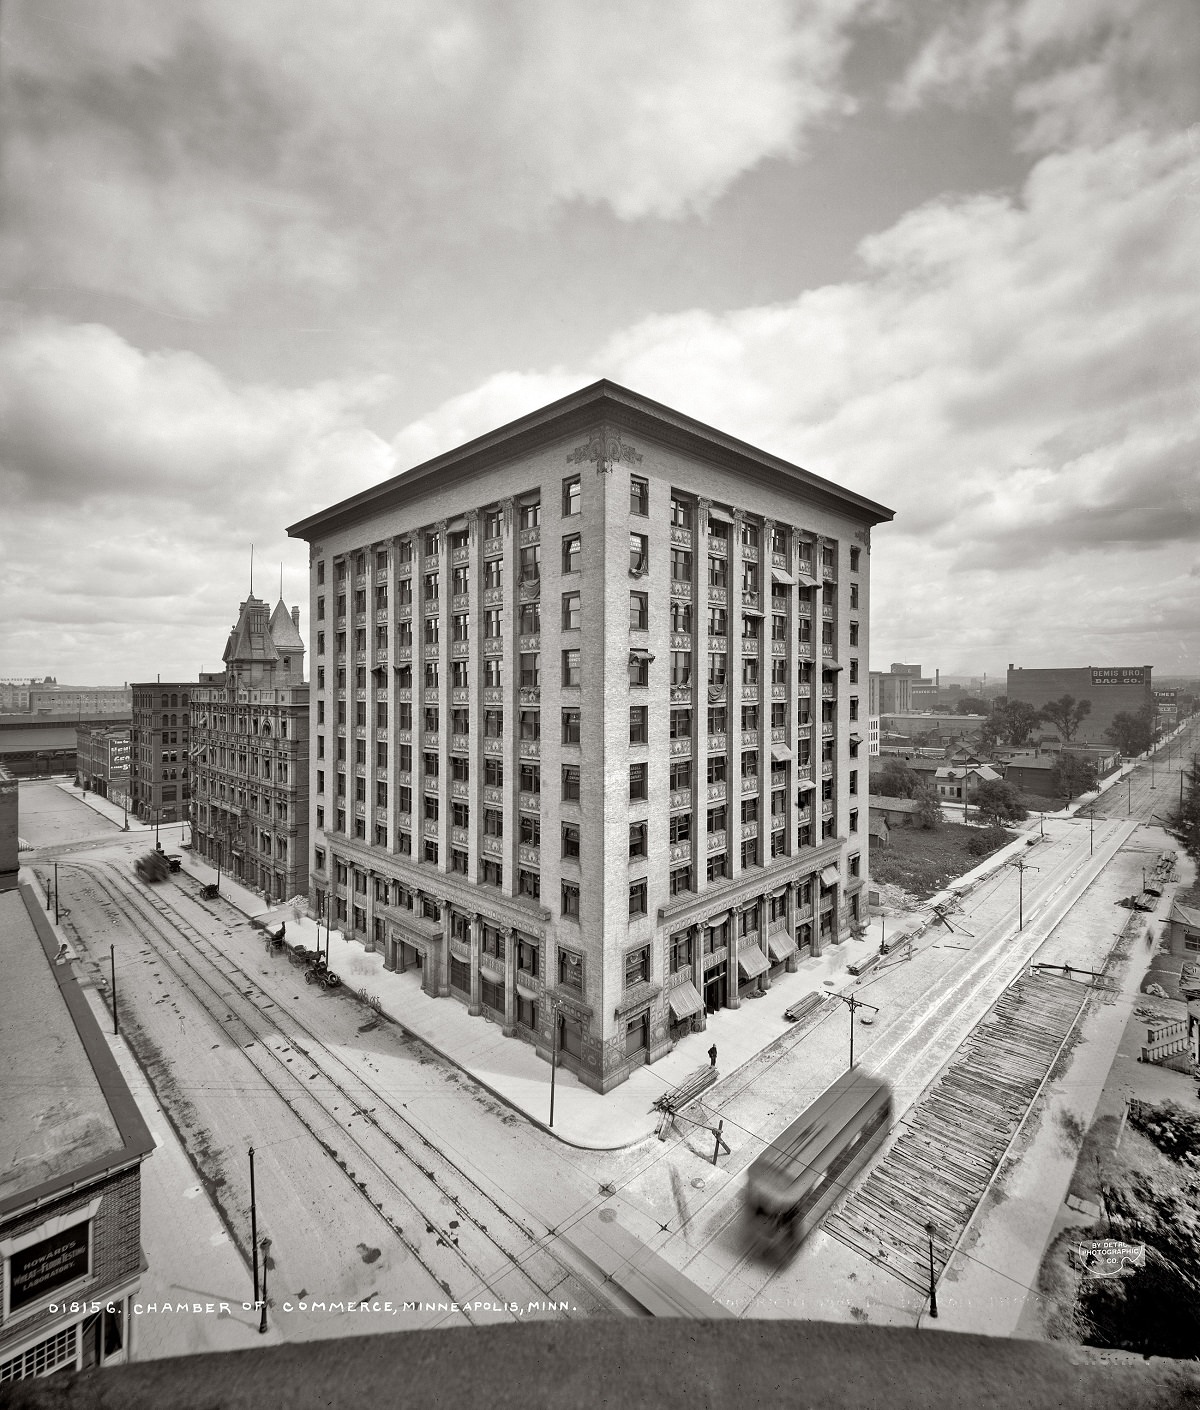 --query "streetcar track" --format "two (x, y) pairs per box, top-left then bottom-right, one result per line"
(78, 862), (599, 1322)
